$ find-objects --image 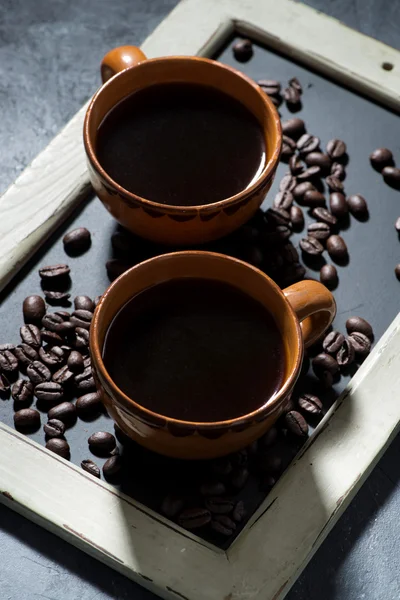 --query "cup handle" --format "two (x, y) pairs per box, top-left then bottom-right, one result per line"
(101, 45), (147, 83)
(283, 280), (336, 348)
